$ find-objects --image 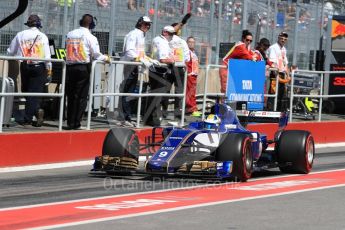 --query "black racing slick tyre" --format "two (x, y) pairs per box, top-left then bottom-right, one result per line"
(102, 128), (139, 158)
(277, 130), (314, 174)
(216, 133), (253, 182)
